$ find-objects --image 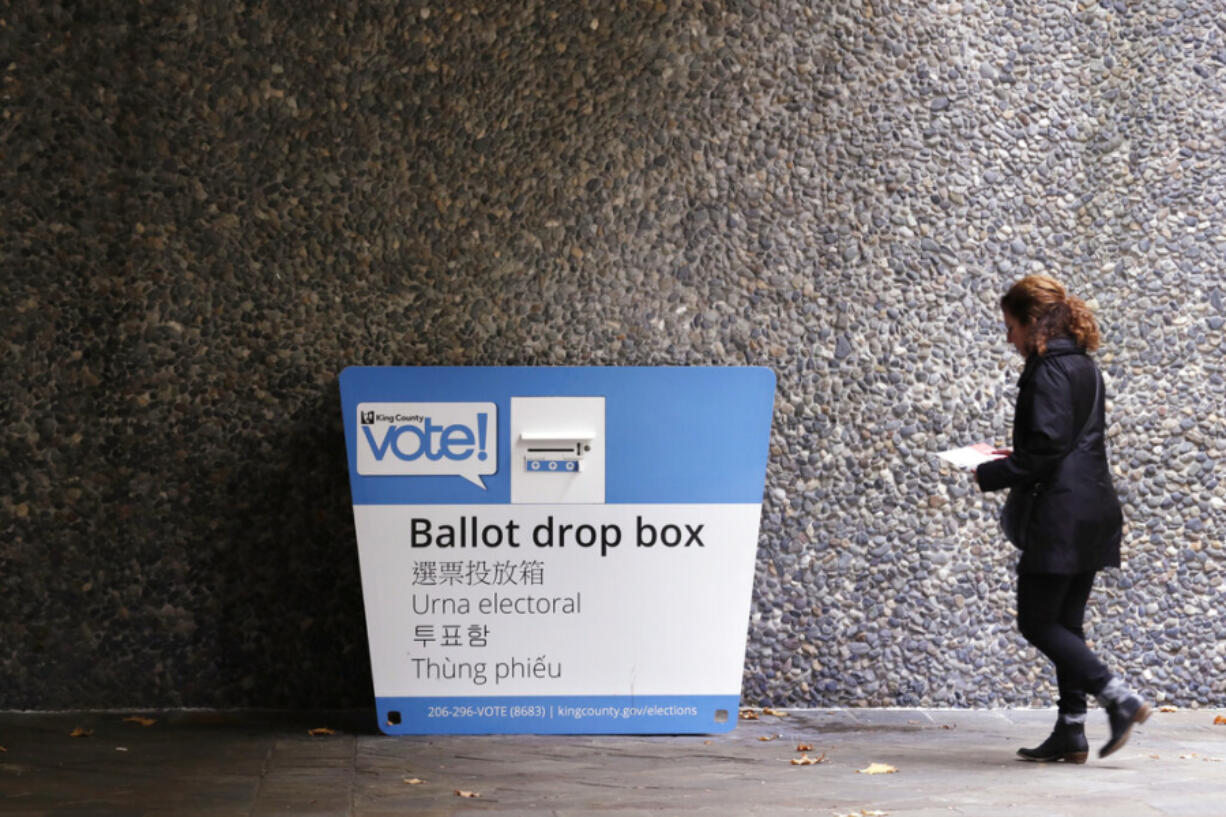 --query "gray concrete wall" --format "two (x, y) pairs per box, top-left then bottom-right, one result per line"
(3, 0), (1224, 709)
